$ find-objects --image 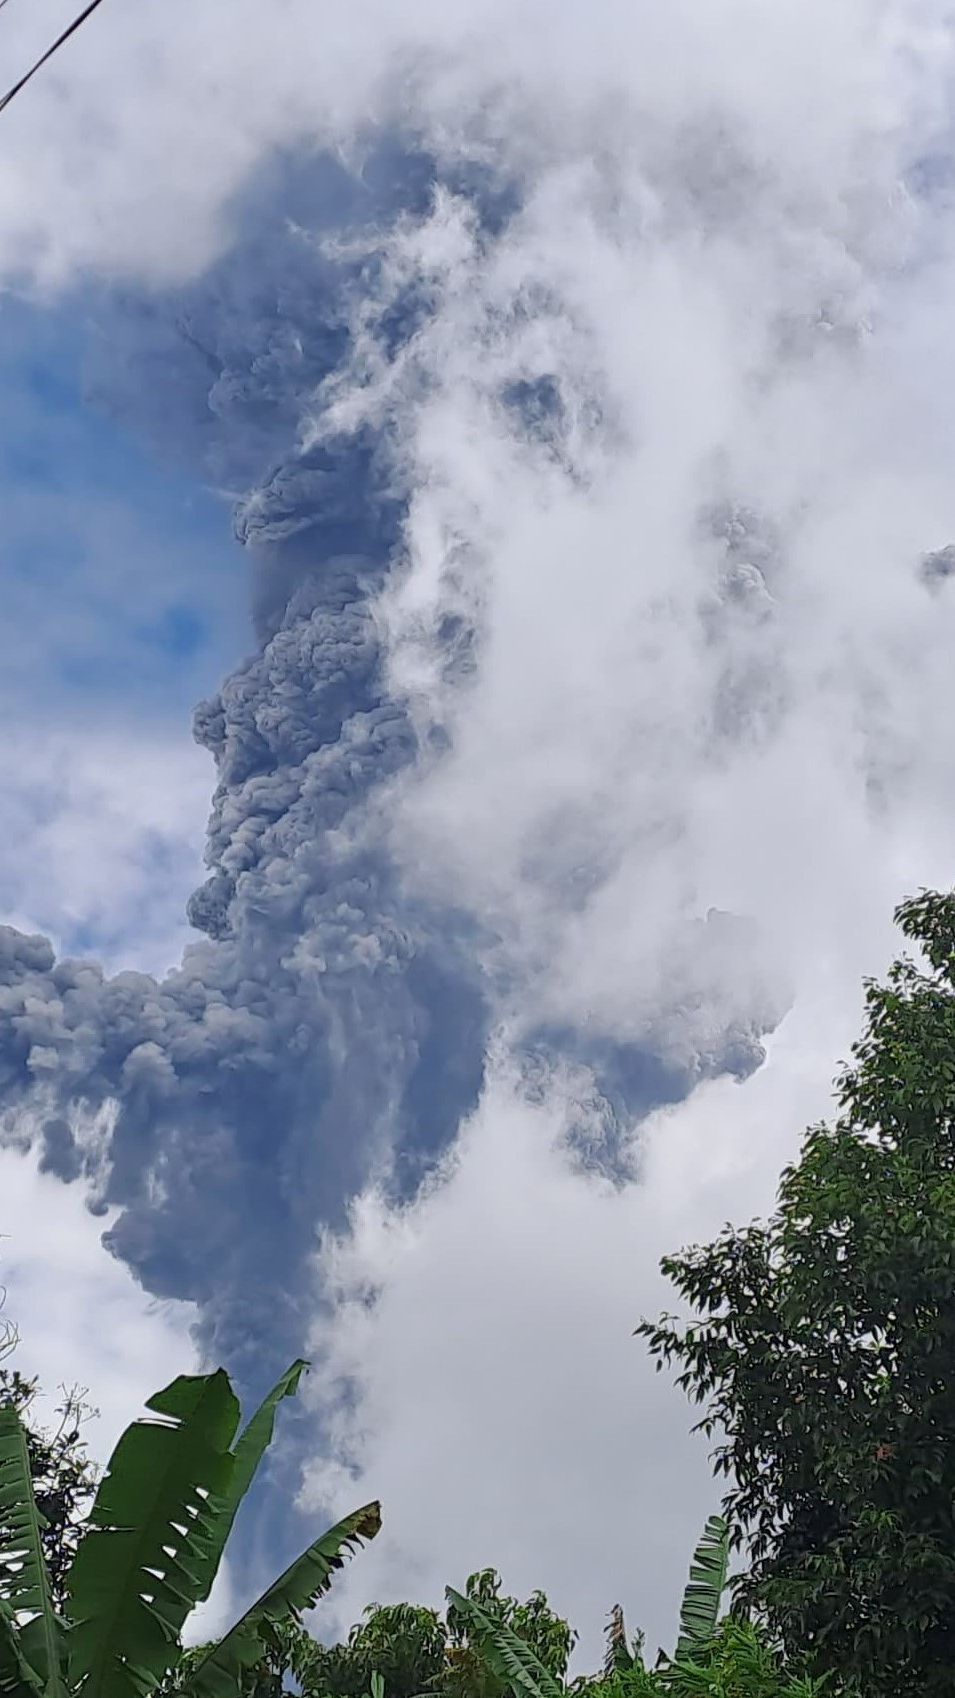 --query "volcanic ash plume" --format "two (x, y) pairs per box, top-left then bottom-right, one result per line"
(5, 1), (953, 1381)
